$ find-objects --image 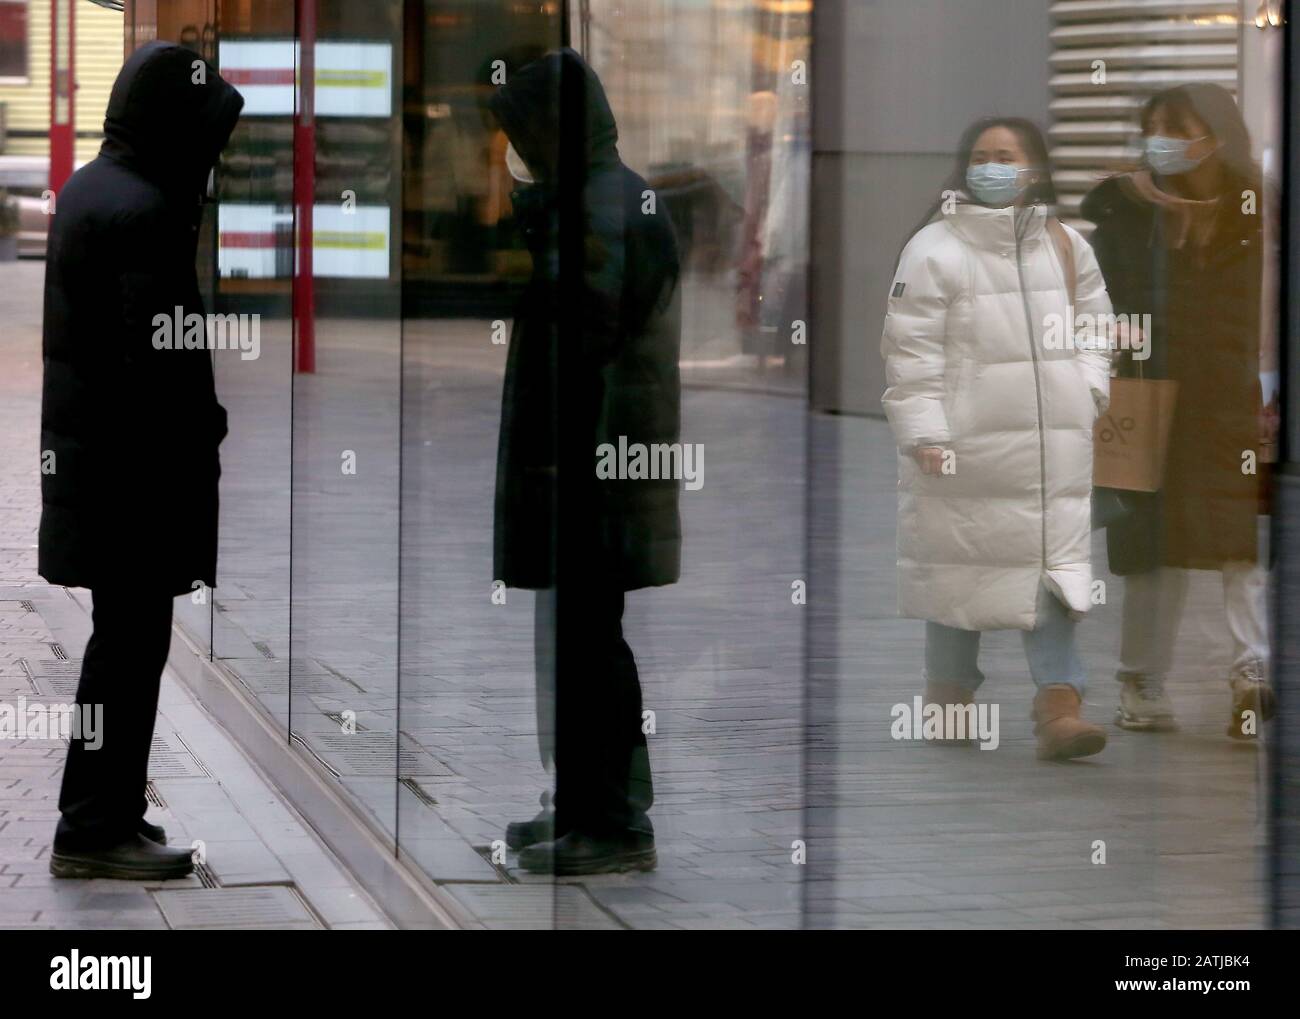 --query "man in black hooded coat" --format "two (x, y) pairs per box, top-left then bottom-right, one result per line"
(489, 49), (682, 874)
(40, 42), (243, 879)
